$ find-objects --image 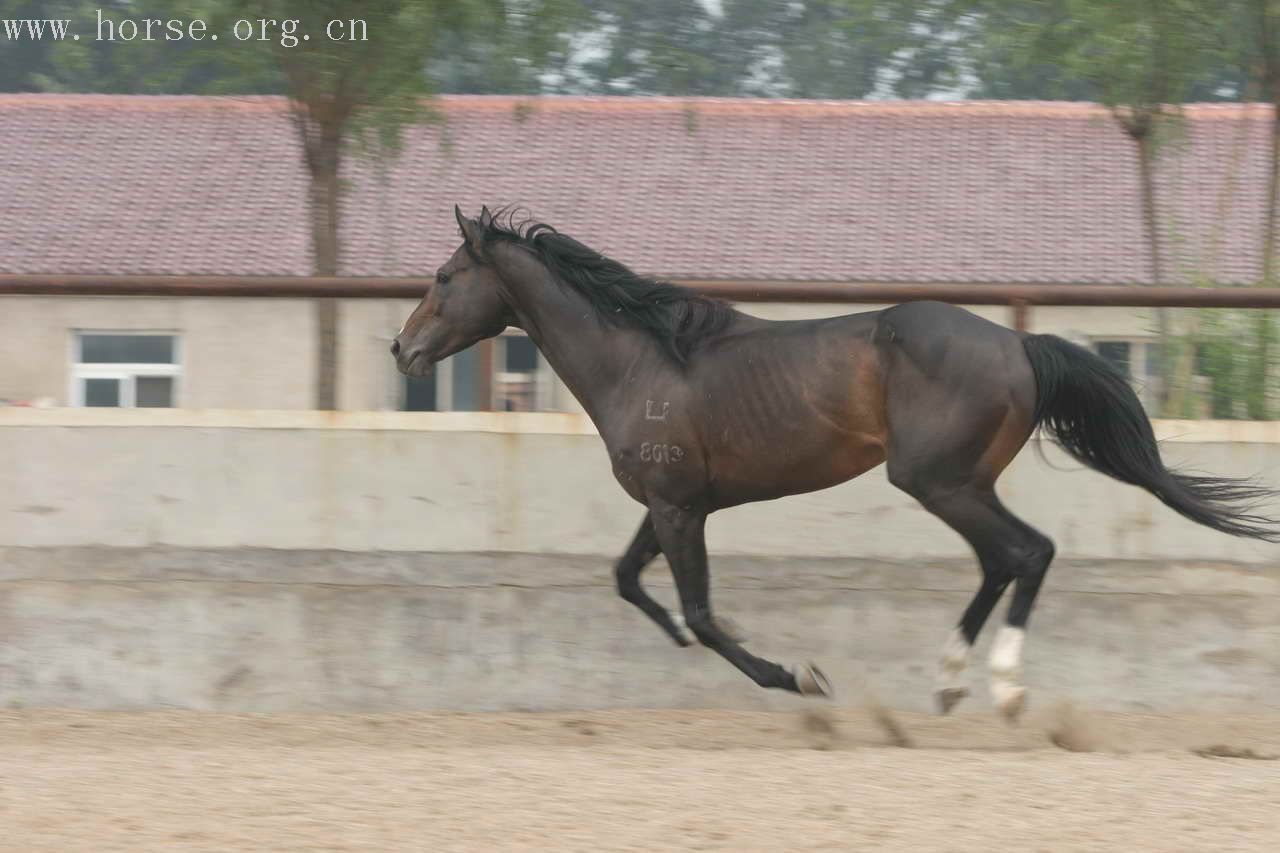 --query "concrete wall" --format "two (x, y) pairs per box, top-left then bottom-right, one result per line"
(1, 549), (1276, 713)
(2, 411), (1276, 713)
(0, 295), (1164, 412)
(3, 410), (1278, 563)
